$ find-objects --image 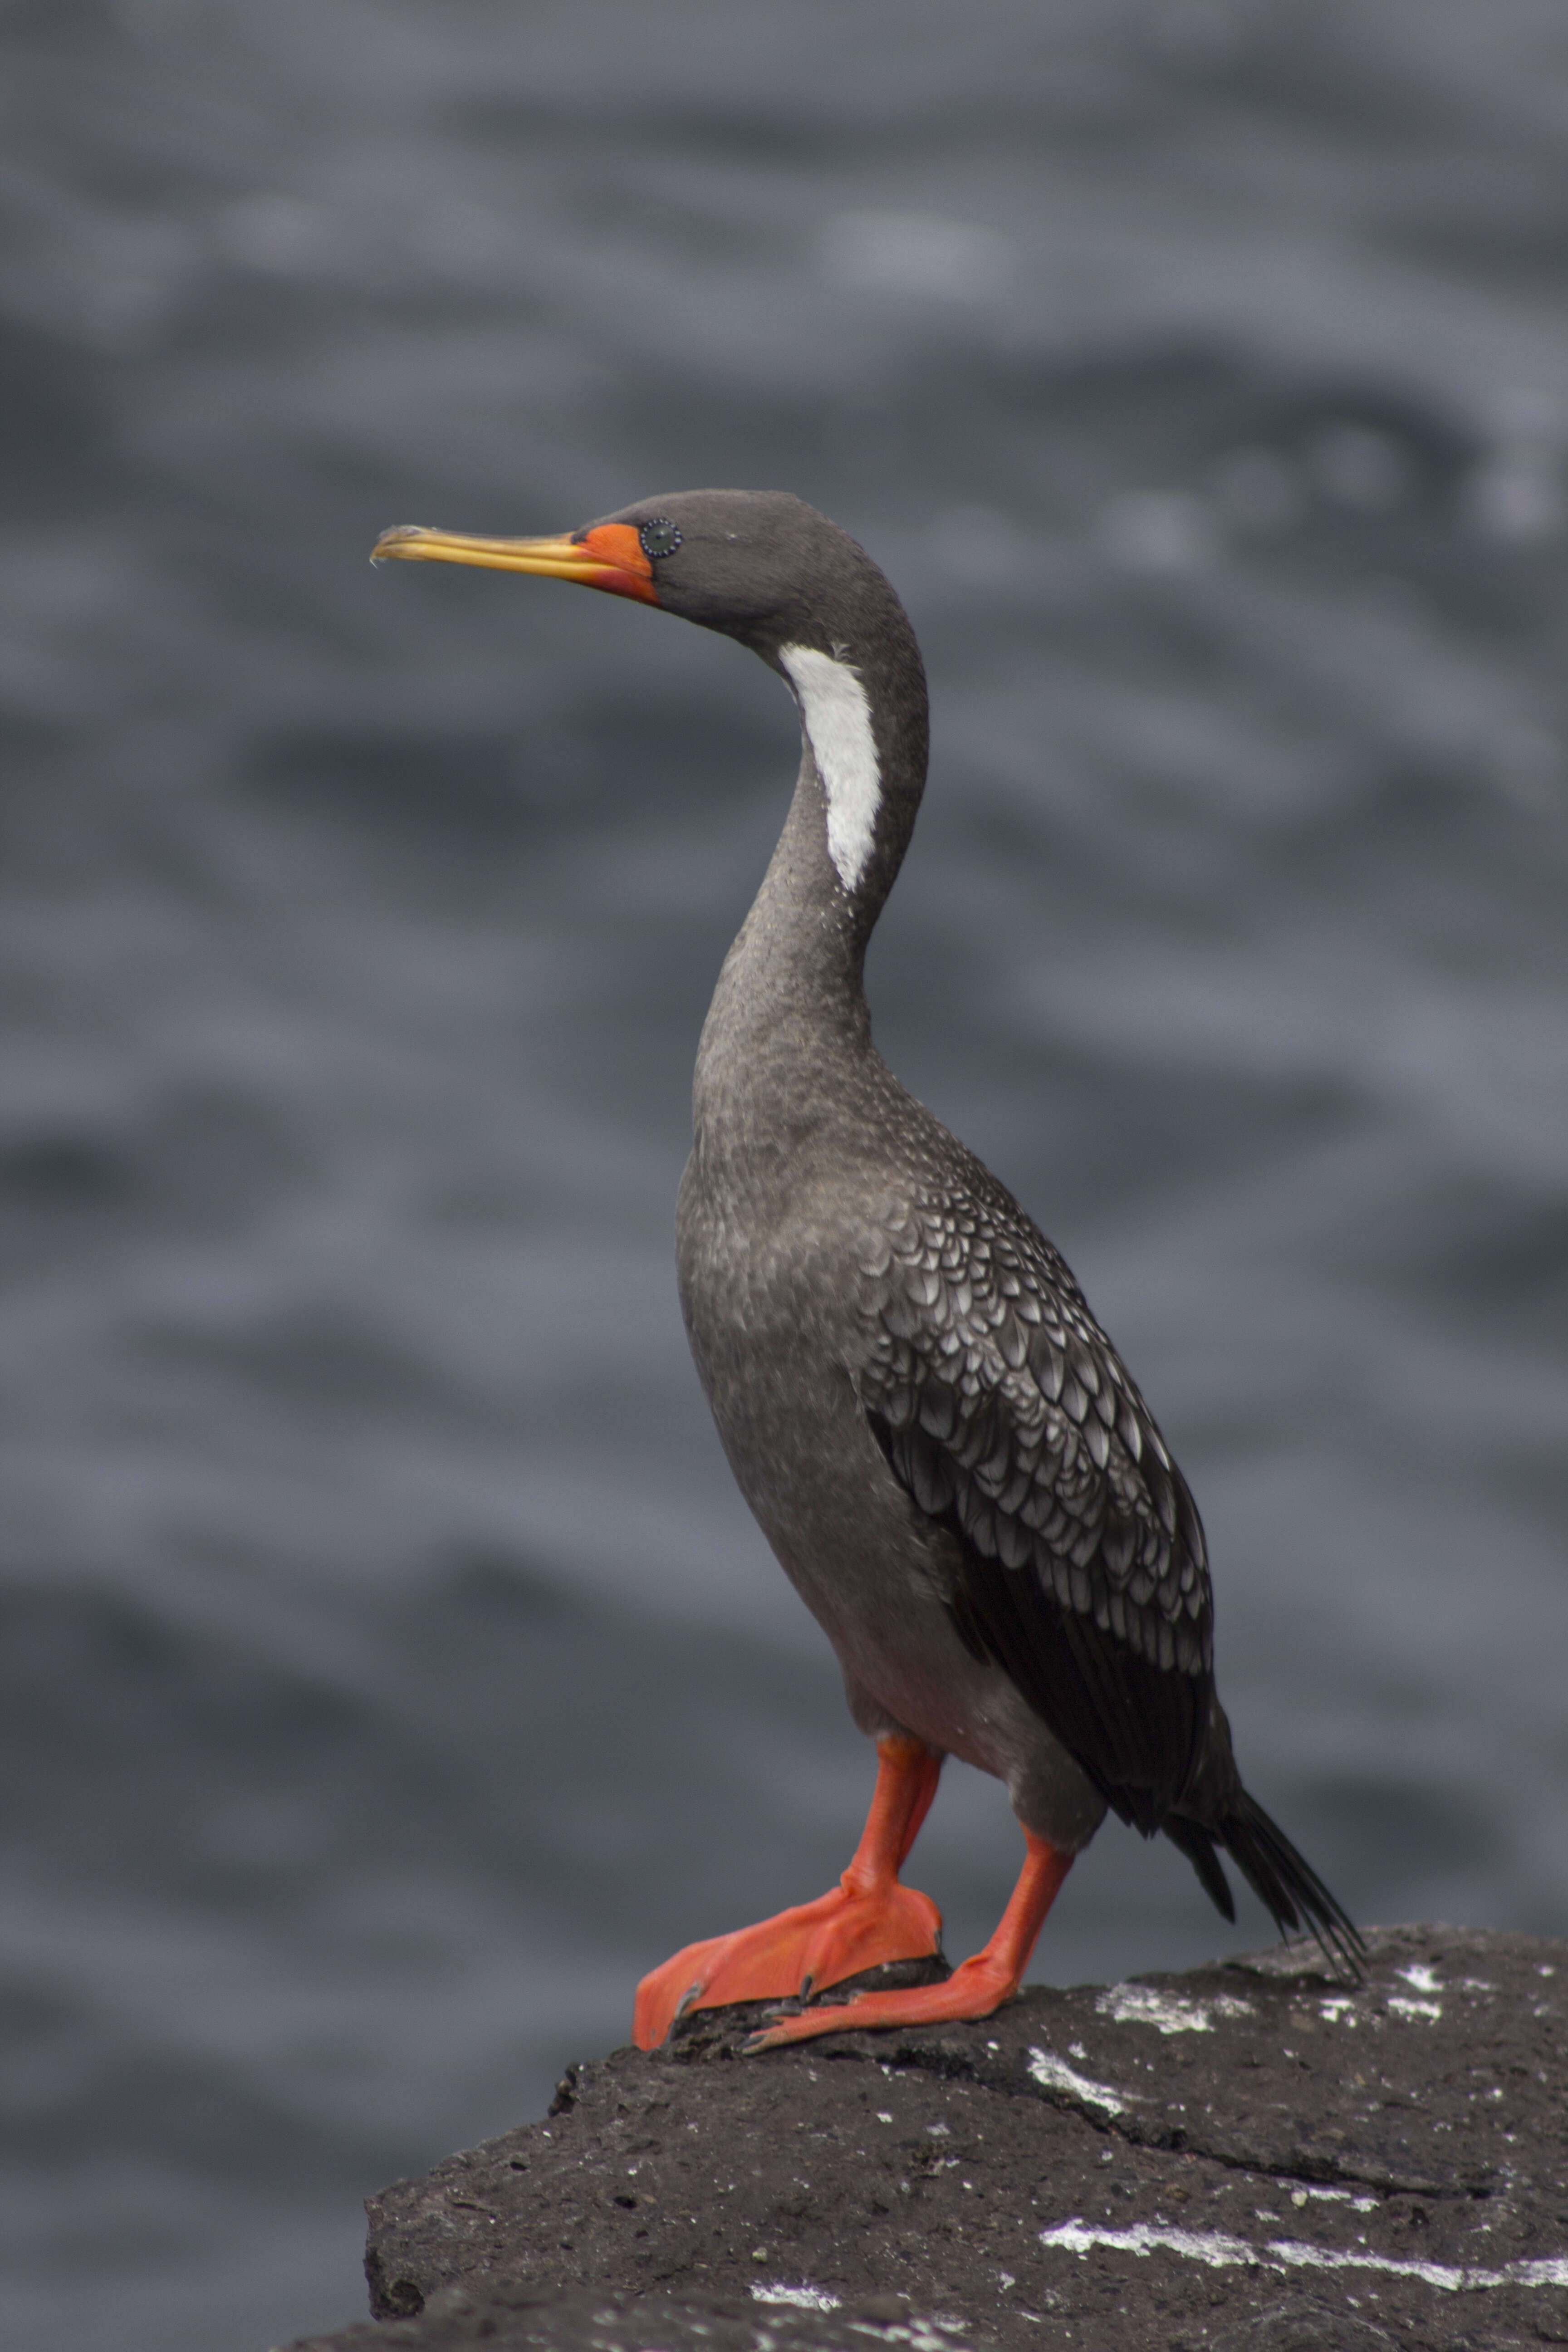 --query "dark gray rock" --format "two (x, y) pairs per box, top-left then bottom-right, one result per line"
(288, 1927), (1568, 2352)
